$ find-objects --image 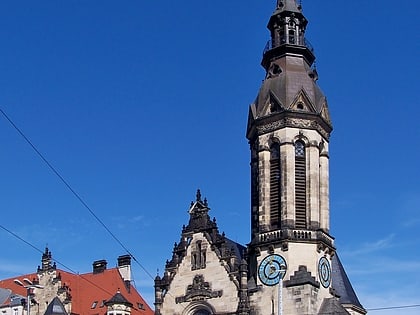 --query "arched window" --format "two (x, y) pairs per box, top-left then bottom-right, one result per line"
(288, 19), (296, 44)
(193, 311), (211, 315)
(279, 24), (286, 44)
(191, 241), (206, 270)
(295, 141), (307, 228)
(270, 143), (281, 229)
(289, 29), (296, 44)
